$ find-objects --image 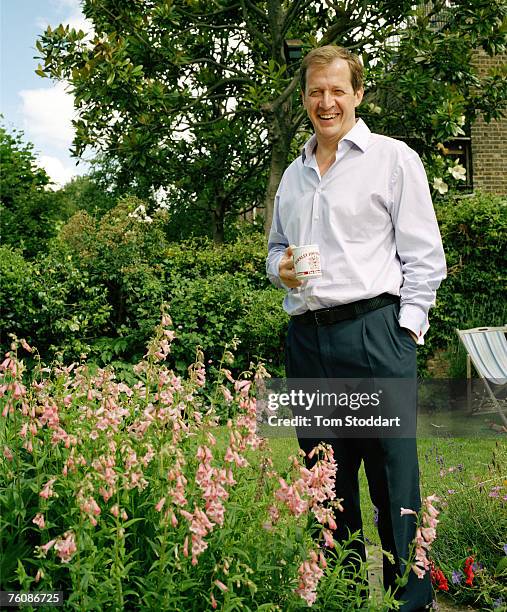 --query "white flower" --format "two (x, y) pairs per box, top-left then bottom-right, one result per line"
(433, 177), (448, 194)
(448, 163), (466, 181)
(457, 115), (466, 126)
